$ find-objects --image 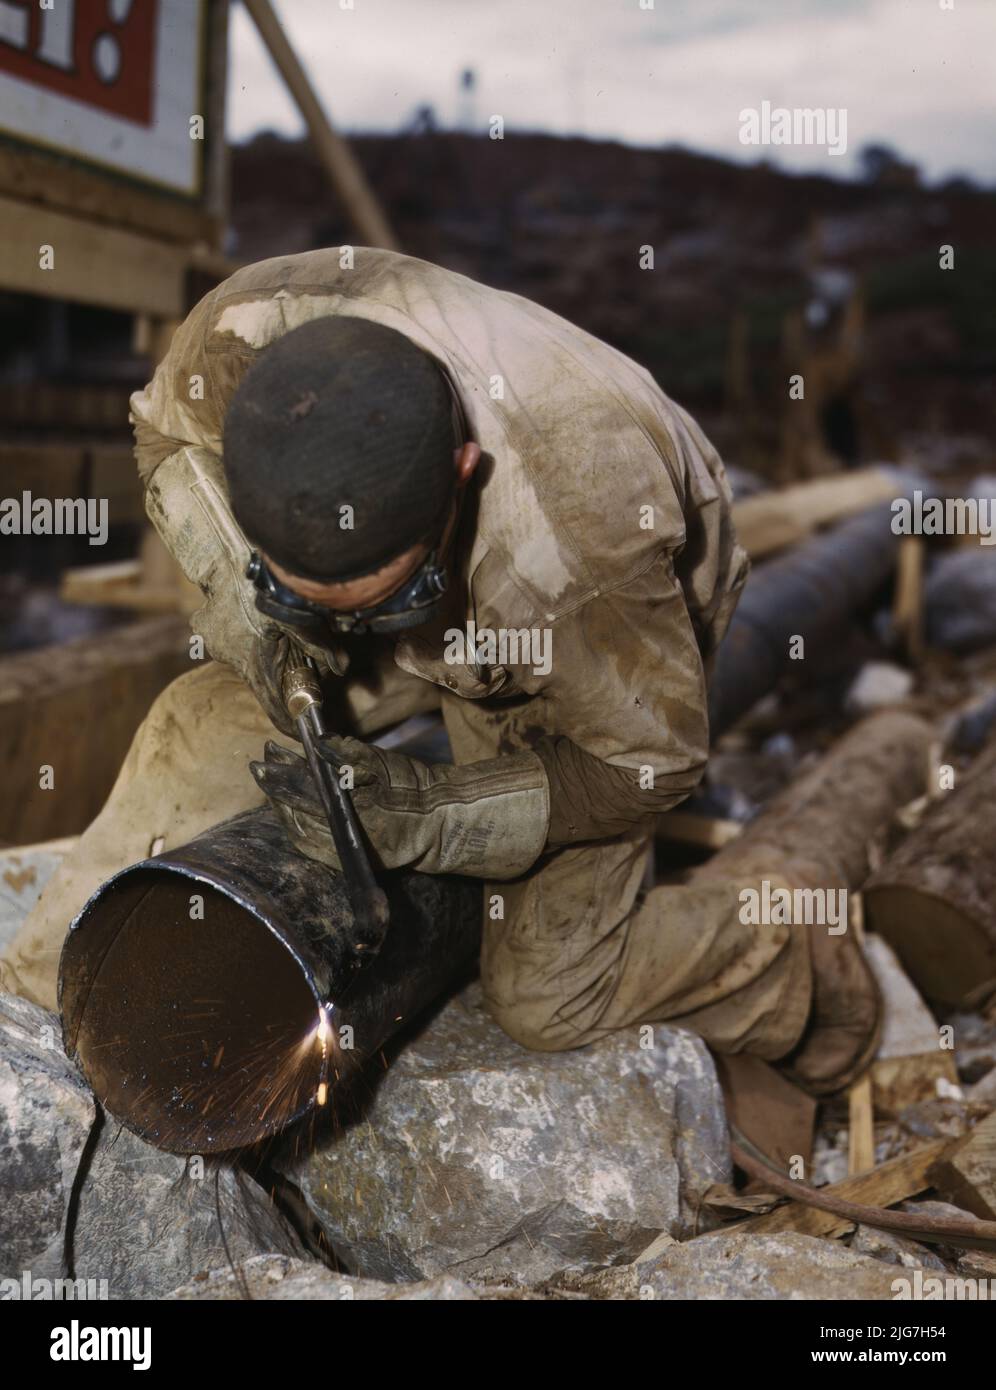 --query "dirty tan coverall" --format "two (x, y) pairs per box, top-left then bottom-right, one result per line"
(2, 249), (811, 1061)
